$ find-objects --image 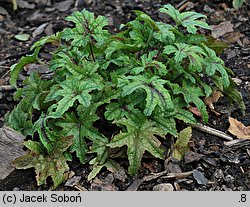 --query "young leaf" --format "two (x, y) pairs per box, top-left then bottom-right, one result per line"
(108, 118), (165, 175)
(14, 34), (29, 41)
(173, 126), (192, 160)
